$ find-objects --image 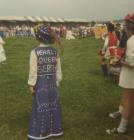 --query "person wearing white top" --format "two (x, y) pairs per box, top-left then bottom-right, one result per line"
(0, 36), (6, 64)
(106, 13), (134, 134)
(66, 29), (75, 40)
